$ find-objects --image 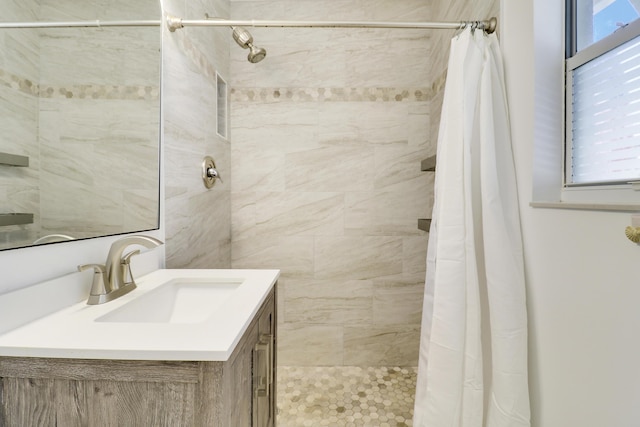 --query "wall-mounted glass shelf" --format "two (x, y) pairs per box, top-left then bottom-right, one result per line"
(421, 155), (436, 172)
(0, 152), (29, 167)
(418, 218), (431, 232)
(419, 155), (436, 232)
(0, 213), (34, 227)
